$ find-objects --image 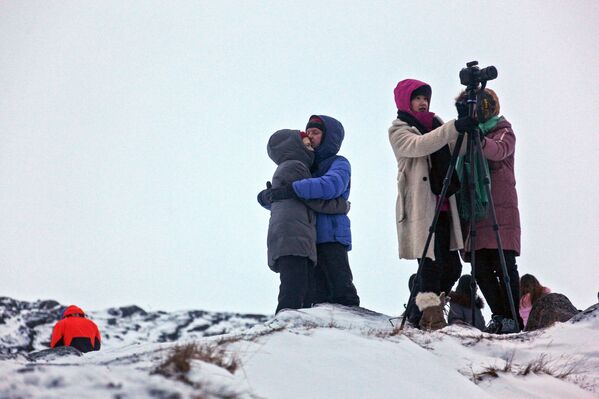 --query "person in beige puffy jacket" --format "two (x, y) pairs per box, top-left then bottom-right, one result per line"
(389, 78), (476, 330)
